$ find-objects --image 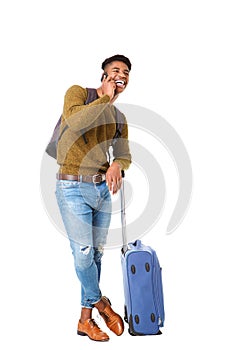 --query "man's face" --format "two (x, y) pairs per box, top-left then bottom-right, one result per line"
(104, 61), (130, 94)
